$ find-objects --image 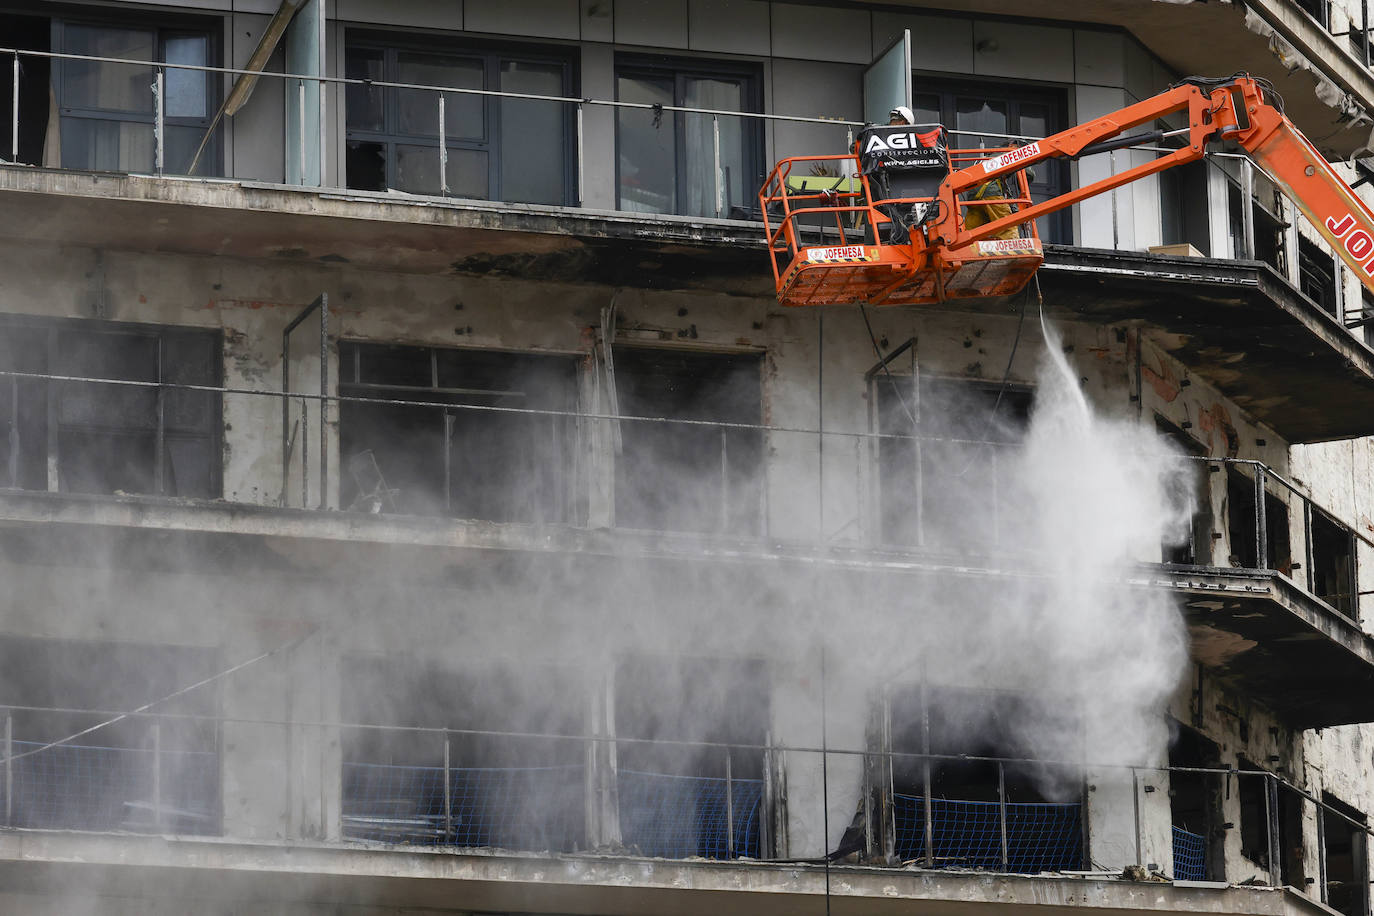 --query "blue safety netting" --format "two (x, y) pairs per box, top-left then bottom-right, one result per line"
(341, 762), (585, 851)
(618, 769), (762, 859)
(1172, 825), (1207, 880)
(893, 795), (1082, 872)
(9, 739), (219, 834)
